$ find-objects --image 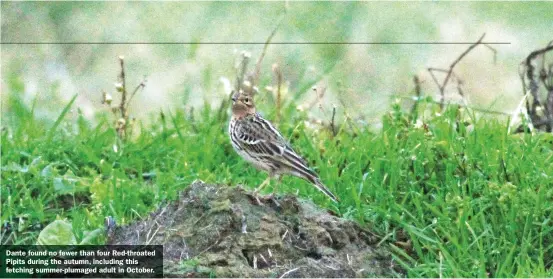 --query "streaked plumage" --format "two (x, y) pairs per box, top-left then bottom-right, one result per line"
(229, 90), (338, 203)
